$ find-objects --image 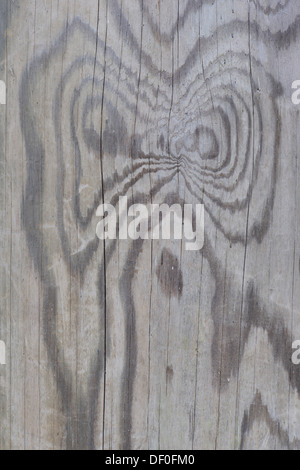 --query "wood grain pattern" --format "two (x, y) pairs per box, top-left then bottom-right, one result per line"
(0, 0), (300, 450)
